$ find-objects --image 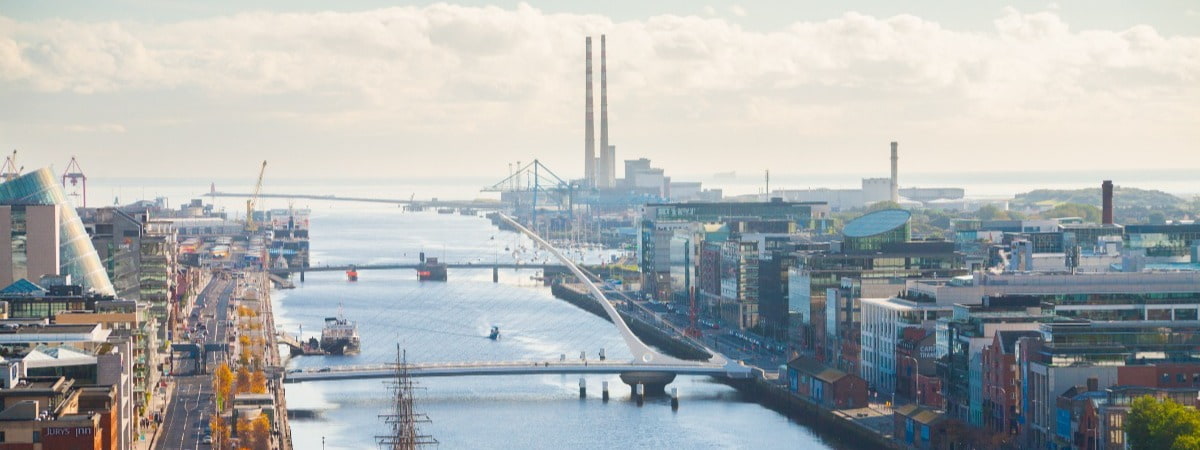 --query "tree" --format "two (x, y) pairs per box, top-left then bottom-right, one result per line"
(250, 370), (268, 394)
(1039, 202), (1101, 223)
(1127, 395), (1200, 449)
(976, 204), (1007, 221)
(213, 363), (233, 411)
(866, 201), (903, 213)
(211, 413), (231, 450)
(247, 415), (271, 450)
(236, 366), (252, 395)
